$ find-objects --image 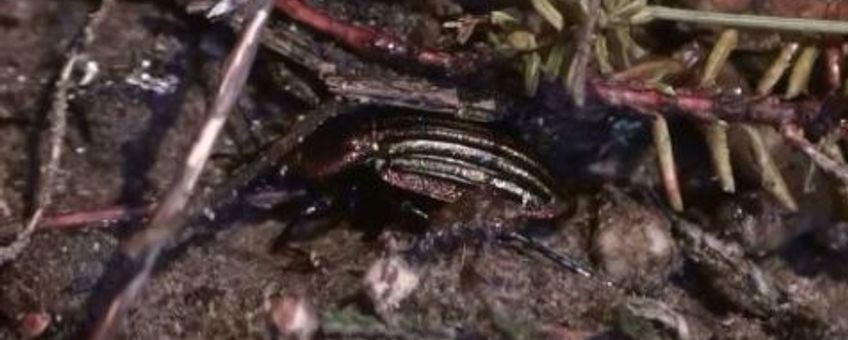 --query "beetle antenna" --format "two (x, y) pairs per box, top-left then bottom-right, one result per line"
(503, 231), (598, 280)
